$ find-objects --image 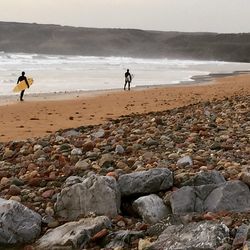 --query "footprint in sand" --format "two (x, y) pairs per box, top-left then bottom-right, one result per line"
(30, 118), (40, 120)
(69, 116), (74, 120)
